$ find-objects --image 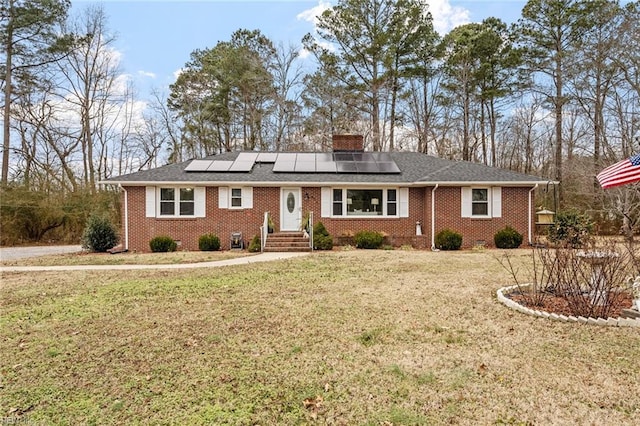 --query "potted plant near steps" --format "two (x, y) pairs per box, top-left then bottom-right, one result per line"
(267, 214), (275, 234)
(300, 212), (311, 237)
